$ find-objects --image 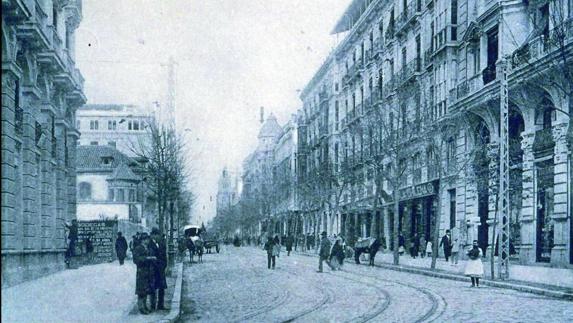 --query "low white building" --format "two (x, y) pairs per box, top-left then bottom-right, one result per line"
(76, 146), (151, 226)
